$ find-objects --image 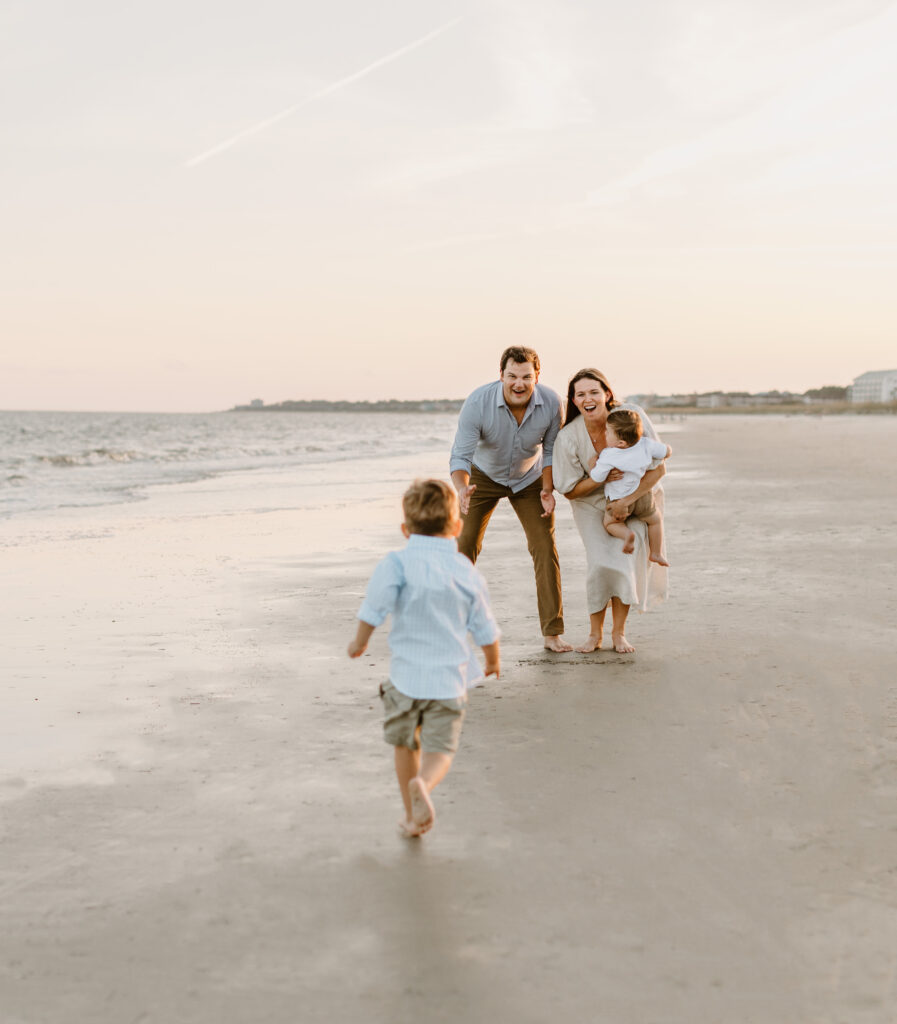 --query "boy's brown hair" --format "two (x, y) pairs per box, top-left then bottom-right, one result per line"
(606, 408), (643, 447)
(403, 479), (459, 536)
